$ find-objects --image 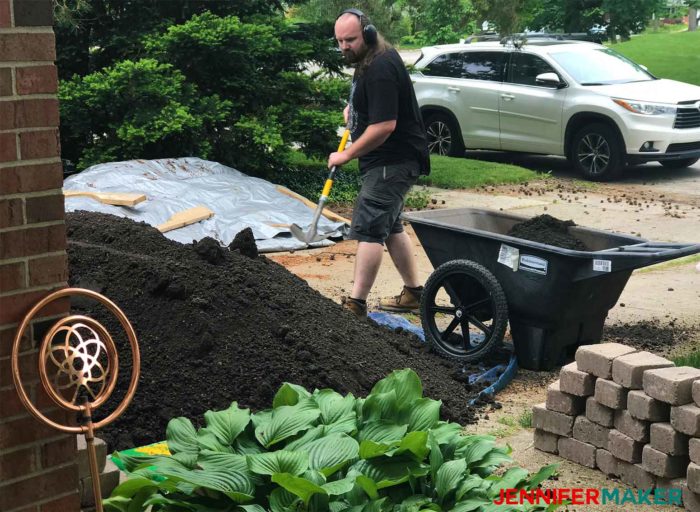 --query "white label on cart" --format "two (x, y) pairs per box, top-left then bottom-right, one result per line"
(498, 244), (519, 271)
(593, 259), (612, 272)
(519, 255), (548, 275)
